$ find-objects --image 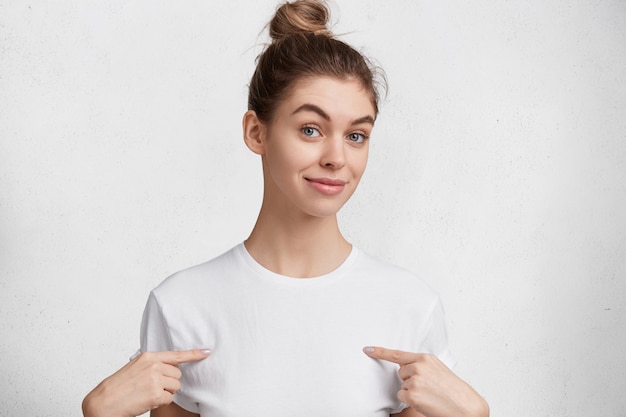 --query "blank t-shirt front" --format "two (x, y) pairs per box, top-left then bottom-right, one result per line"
(140, 243), (454, 416)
